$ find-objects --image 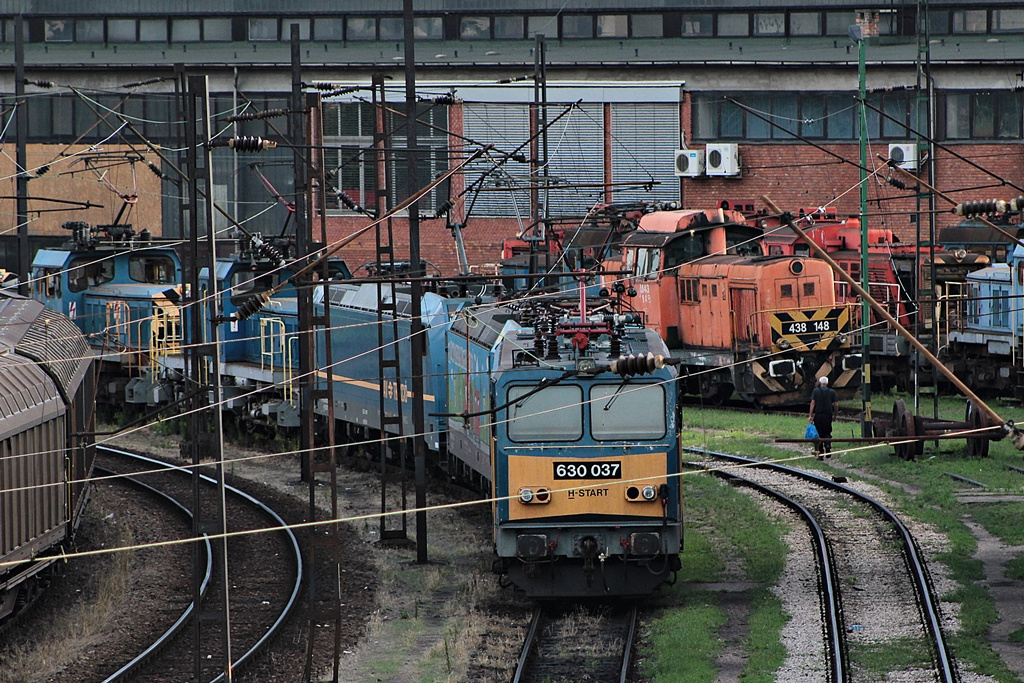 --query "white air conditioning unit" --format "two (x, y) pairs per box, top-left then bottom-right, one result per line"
(888, 143), (918, 172)
(674, 149), (705, 177)
(706, 142), (740, 176)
